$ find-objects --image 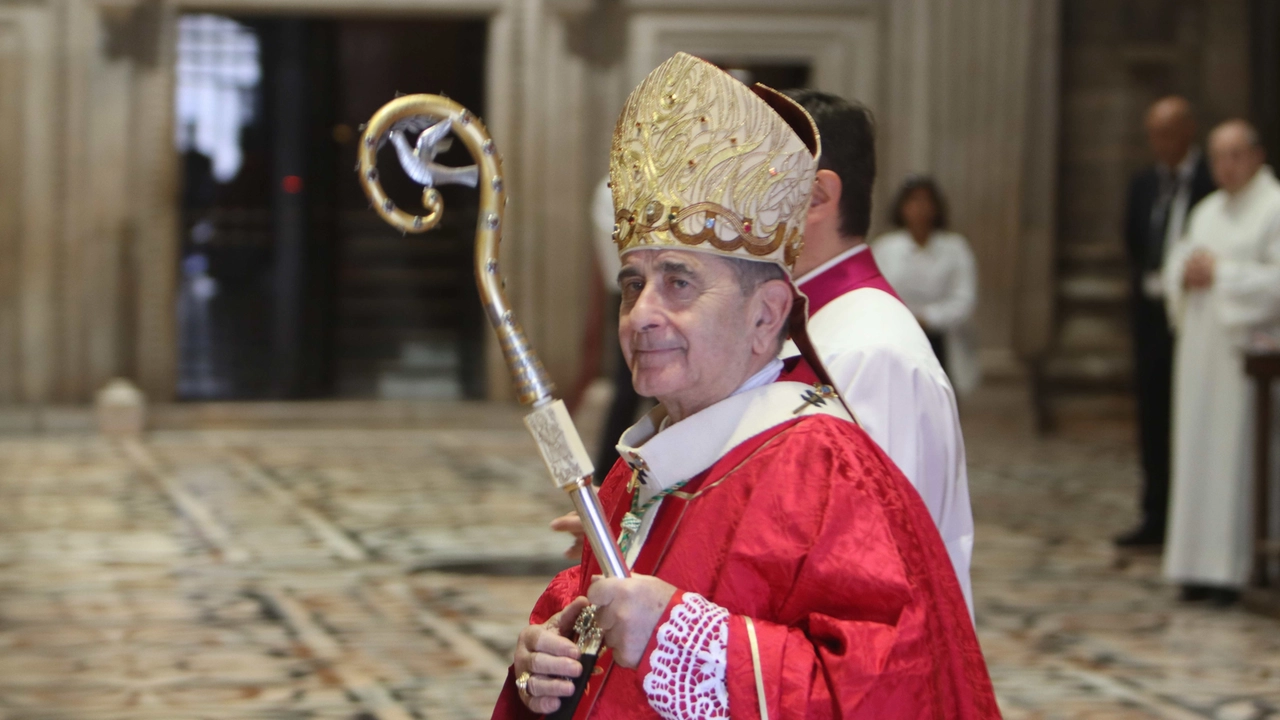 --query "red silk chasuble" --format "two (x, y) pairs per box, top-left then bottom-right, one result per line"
(490, 412), (999, 719)
(797, 247), (902, 315)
